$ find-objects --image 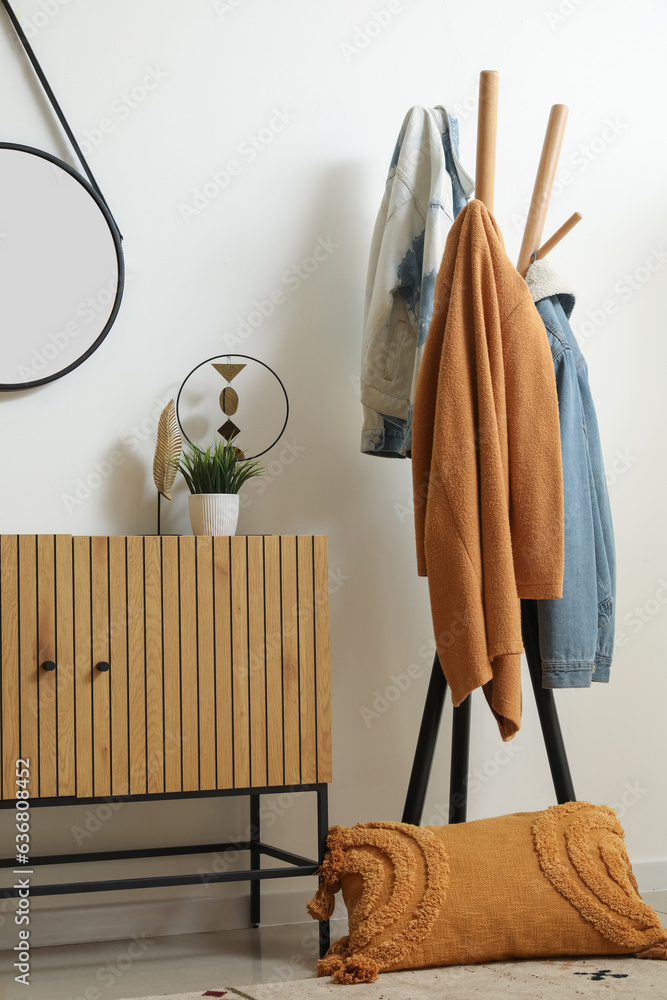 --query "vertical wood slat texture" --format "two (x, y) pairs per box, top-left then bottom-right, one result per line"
(196, 537), (216, 792)
(144, 536), (164, 794)
(1, 534), (332, 799)
(126, 536), (146, 795)
(37, 535), (57, 798)
(73, 536), (93, 798)
(91, 537), (111, 798)
(179, 537), (199, 792)
(1, 536), (19, 800)
(313, 536), (332, 782)
(212, 537), (233, 791)
(297, 537), (317, 783)
(230, 536), (249, 788)
(247, 536), (267, 787)
(109, 537), (129, 796)
(55, 535), (75, 796)
(281, 537), (301, 785)
(18, 536), (38, 794)
(263, 536), (283, 786)
(162, 536), (181, 793)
